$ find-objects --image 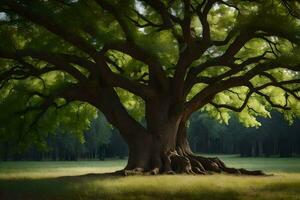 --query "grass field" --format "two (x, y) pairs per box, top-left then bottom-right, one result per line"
(0, 155), (300, 200)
